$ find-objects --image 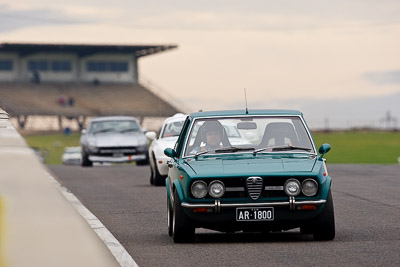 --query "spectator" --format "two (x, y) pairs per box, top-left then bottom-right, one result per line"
(68, 96), (75, 107)
(32, 71), (40, 84)
(64, 127), (71, 135)
(58, 95), (66, 106)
